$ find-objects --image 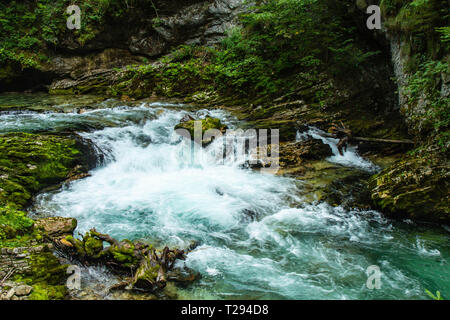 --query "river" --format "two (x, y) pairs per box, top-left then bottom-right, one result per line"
(1, 94), (449, 299)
